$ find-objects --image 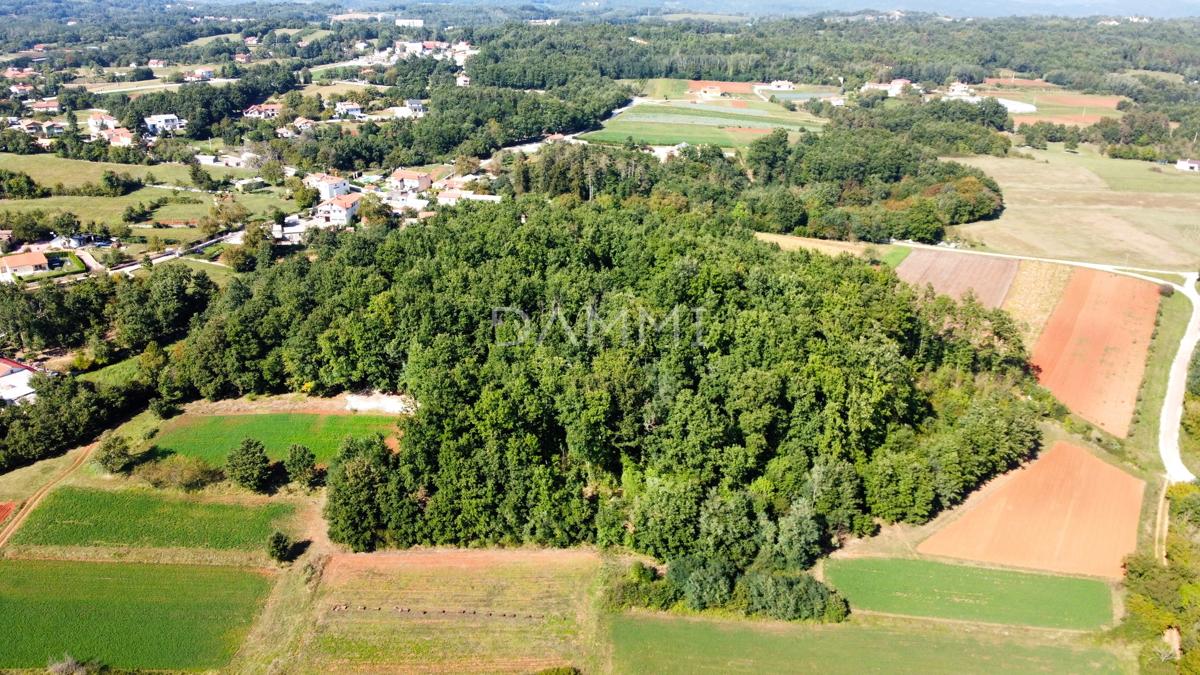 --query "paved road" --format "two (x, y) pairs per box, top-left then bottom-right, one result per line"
(1160, 273), (1200, 483)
